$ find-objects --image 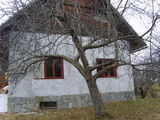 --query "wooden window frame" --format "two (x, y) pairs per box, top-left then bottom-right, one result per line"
(44, 57), (64, 79)
(96, 58), (117, 78)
